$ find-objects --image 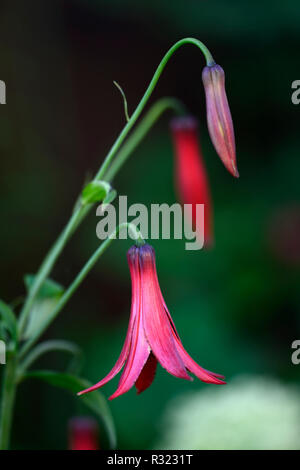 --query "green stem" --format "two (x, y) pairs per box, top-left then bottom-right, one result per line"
(17, 38), (211, 338)
(0, 353), (17, 449)
(18, 208), (83, 336)
(2, 36), (213, 450)
(105, 97), (185, 182)
(19, 223), (144, 358)
(95, 37), (214, 182)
